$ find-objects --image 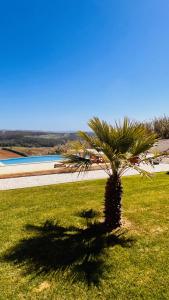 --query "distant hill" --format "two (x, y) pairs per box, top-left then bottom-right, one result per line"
(0, 130), (79, 147)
